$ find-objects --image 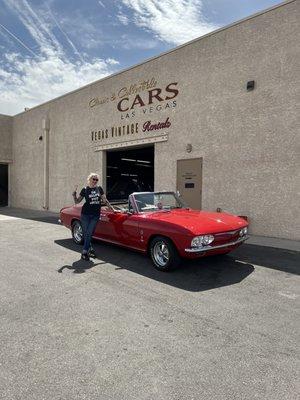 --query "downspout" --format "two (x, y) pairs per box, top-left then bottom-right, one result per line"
(42, 117), (50, 210)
